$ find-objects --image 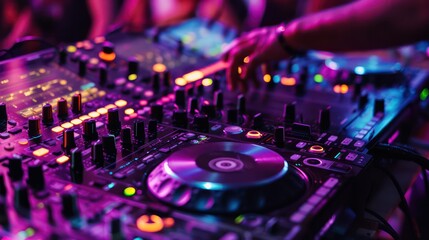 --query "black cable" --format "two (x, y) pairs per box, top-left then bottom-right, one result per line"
(365, 208), (401, 240)
(370, 143), (429, 170)
(376, 166), (421, 240)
